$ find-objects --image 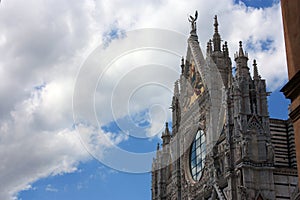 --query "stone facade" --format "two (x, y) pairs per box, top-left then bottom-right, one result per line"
(151, 15), (298, 200)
